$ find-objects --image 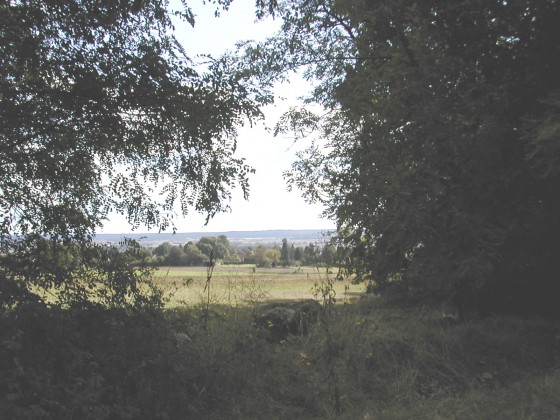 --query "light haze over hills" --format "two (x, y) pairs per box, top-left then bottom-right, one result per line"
(94, 229), (334, 248)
